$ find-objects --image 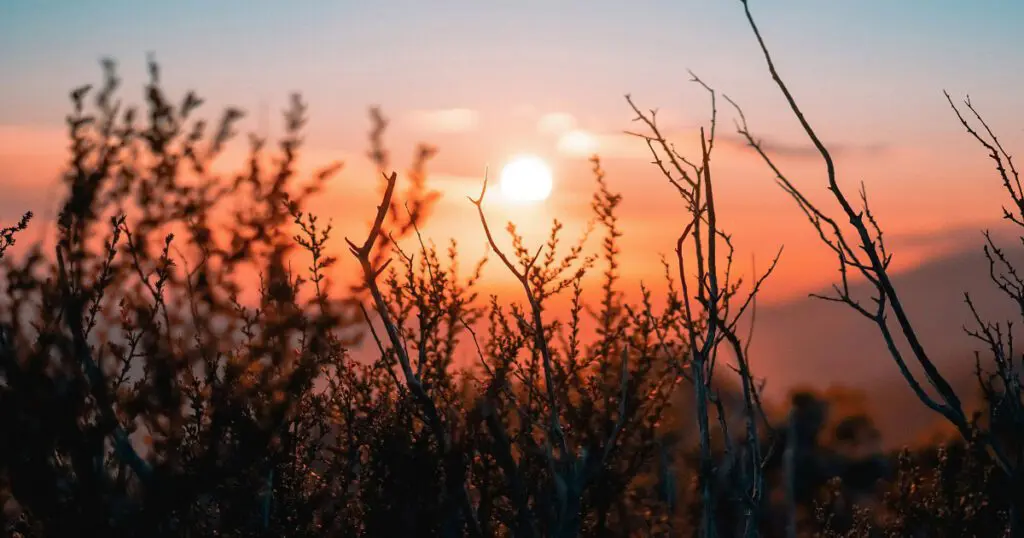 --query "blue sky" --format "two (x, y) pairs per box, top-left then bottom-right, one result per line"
(2, 1), (1022, 148)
